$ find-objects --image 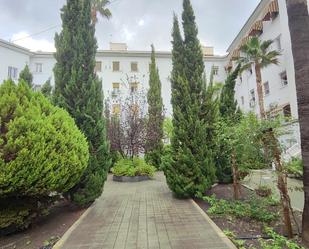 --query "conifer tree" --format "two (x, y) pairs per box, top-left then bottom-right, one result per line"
(53, 0), (110, 206)
(219, 64), (241, 120)
(216, 65), (241, 183)
(19, 65), (33, 88)
(145, 44), (164, 168)
(41, 78), (52, 98)
(164, 1), (216, 198)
